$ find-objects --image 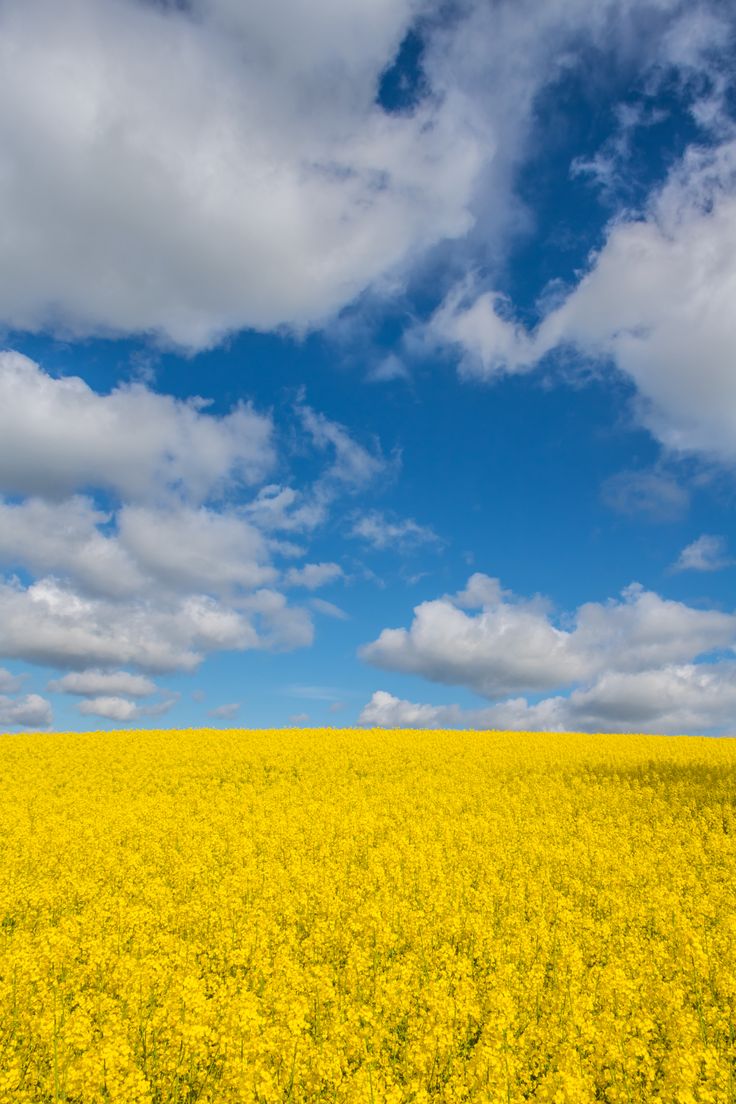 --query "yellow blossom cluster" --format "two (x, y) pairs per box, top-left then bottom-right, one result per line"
(2, 726), (736, 1103)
